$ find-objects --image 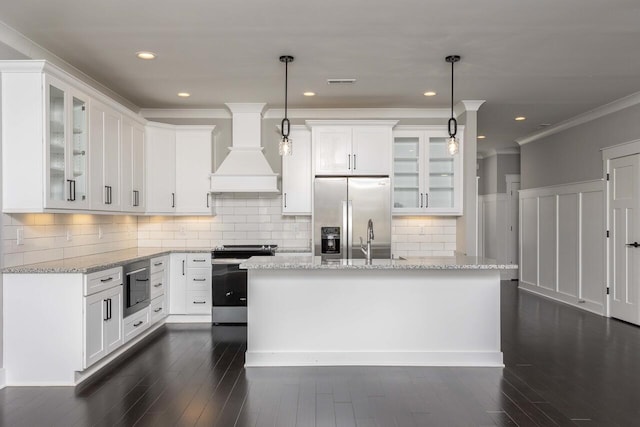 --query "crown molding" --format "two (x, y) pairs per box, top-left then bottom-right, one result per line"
(460, 100), (486, 113)
(139, 108), (232, 119)
(477, 147), (520, 159)
(516, 90), (640, 146)
(306, 120), (399, 128)
(264, 108), (450, 119)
